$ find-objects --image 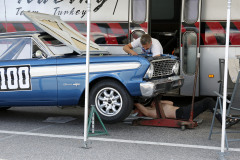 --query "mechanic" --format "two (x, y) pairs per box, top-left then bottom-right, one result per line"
(134, 98), (223, 123)
(123, 34), (163, 57)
